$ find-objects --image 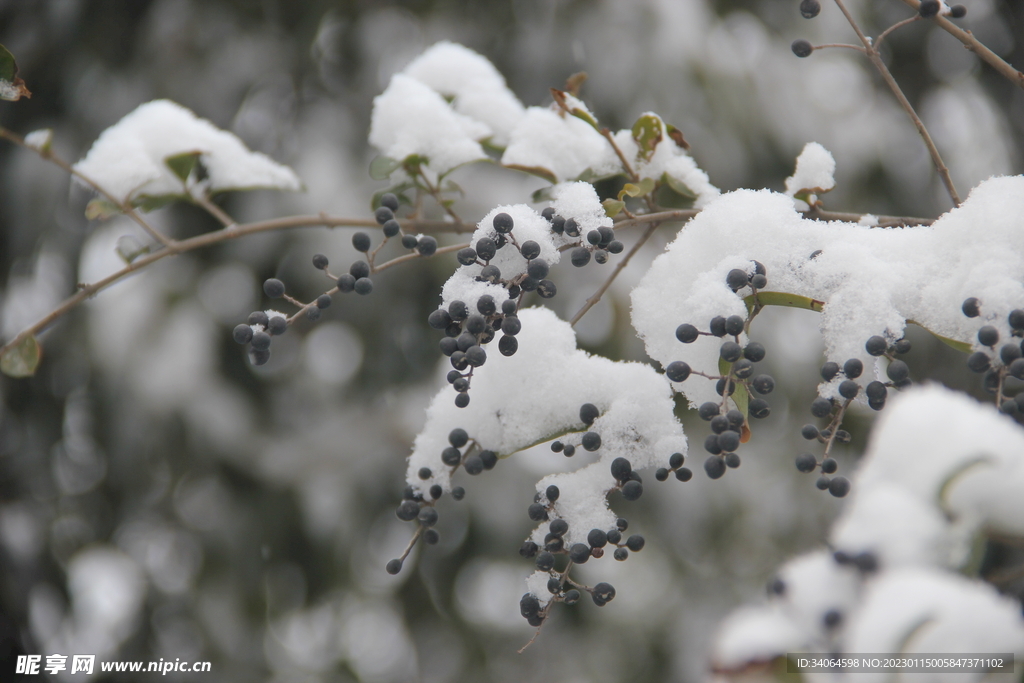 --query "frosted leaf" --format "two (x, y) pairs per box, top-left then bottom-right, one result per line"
(784, 141), (836, 209)
(406, 307), (686, 547)
(853, 385), (1024, 539)
(402, 41), (525, 148)
(501, 105), (620, 183)
(629, 113), (720, 209)
(632, 176), (1024, 408)
(368, 74), (490, 176)
(846, 568), (1024, 655)
(73, 100), (301, 204)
